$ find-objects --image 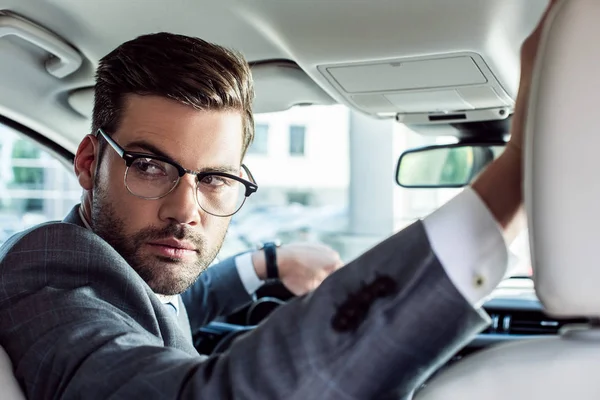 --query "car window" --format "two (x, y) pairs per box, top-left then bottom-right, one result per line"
(0, 123), (80, 246)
